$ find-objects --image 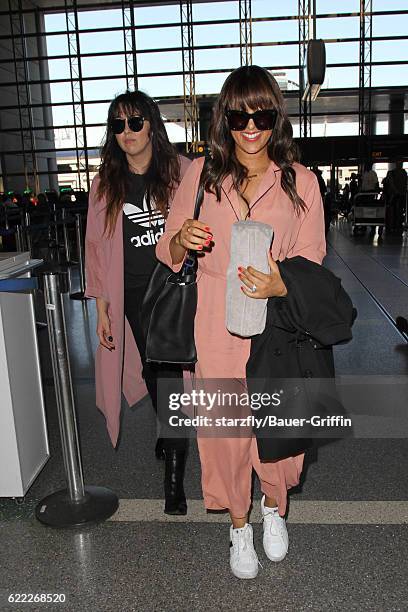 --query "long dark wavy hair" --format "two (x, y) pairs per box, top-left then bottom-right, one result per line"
(97, 90), (181, 235)
(204, 65), (306, 213)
